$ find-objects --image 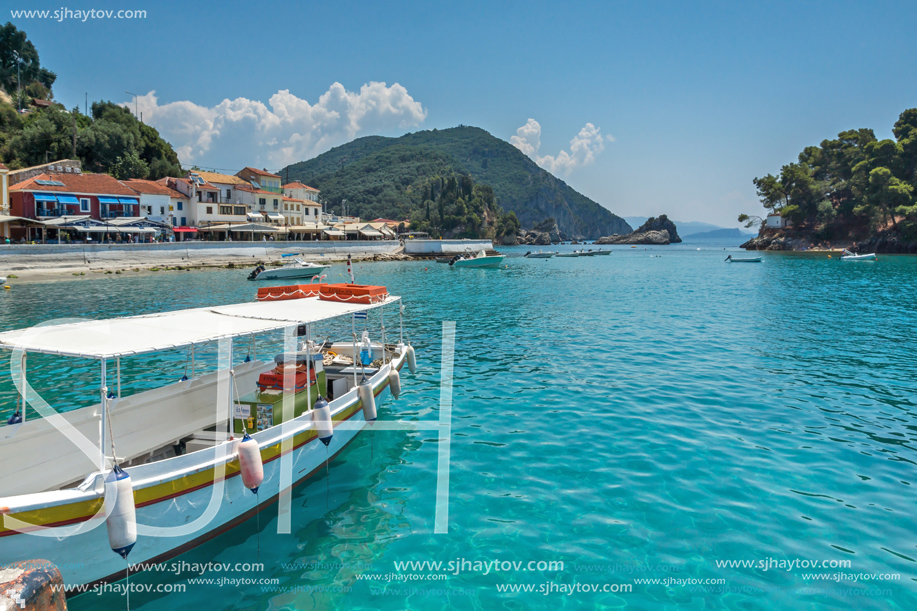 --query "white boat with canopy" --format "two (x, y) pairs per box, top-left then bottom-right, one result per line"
(0, 287), (416, 590)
